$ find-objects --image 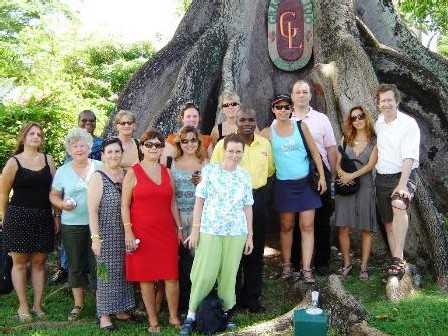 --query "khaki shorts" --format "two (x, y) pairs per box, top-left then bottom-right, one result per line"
(375, 170), (417, 224)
